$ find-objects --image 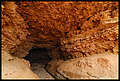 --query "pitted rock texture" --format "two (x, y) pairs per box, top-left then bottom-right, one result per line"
(60, 23), (118, 59)
(16, 1), (118, 50)
(1, 1), (119, 80)
(59, 5), (118, 59)
(1, 2), (32, 57)
(2, 1), (118, 59)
